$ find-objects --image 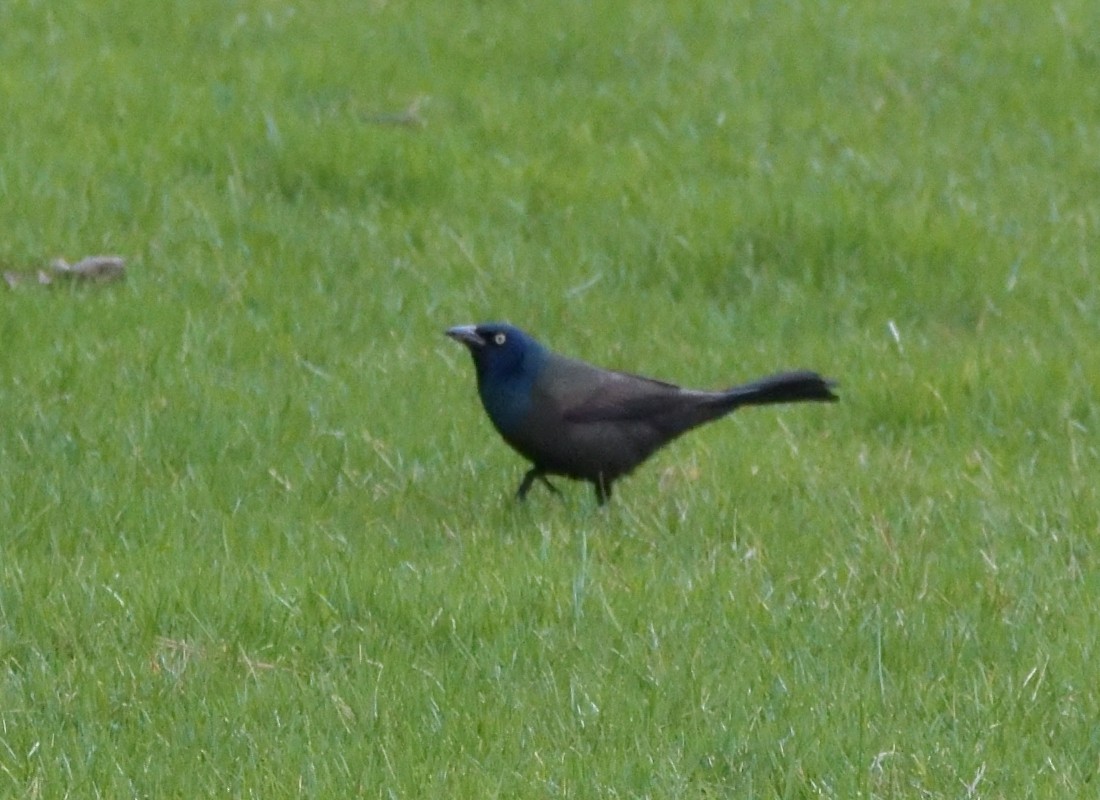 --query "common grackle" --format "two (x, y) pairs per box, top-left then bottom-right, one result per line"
(446, 323), (838, 505)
